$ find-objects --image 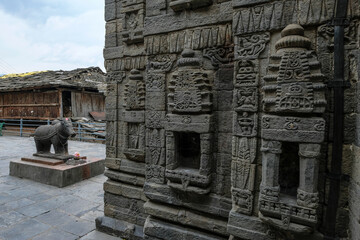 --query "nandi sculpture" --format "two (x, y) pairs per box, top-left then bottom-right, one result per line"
(33, 118), (76, 160)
